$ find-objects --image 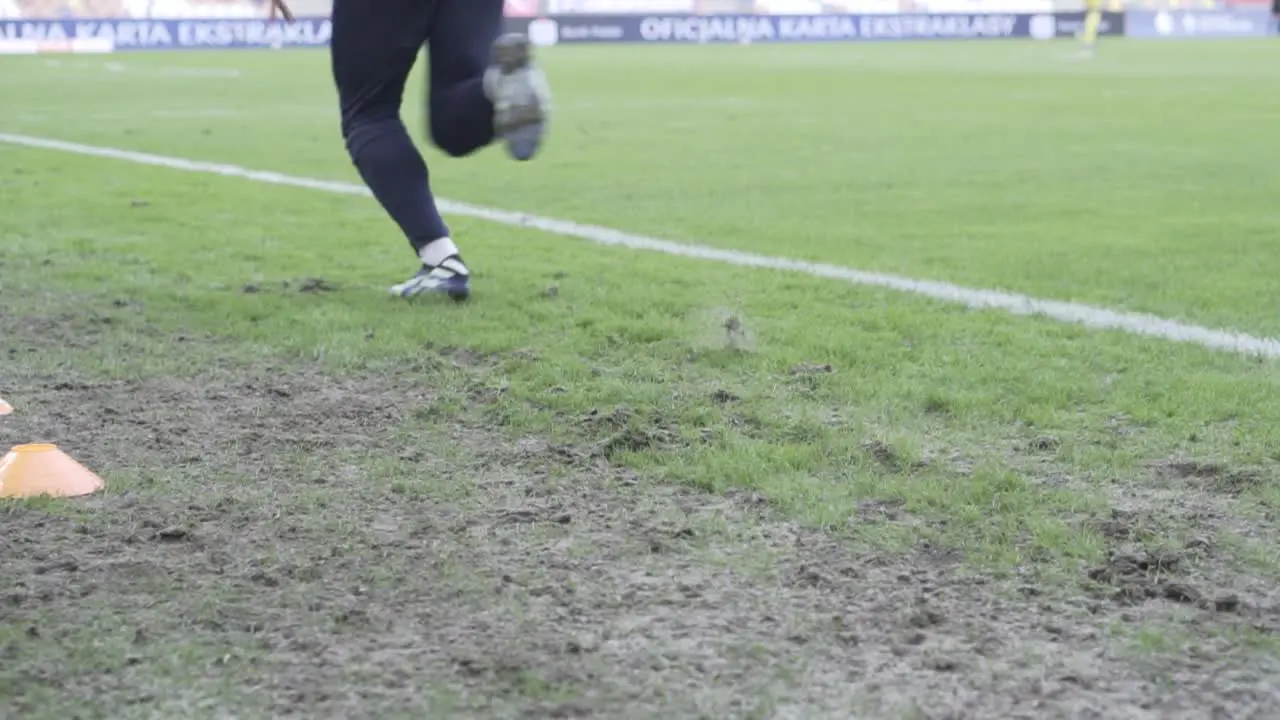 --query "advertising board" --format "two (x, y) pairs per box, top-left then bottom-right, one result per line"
(0, 17), (330, 51)
(1125, 8), (1275, 37)
(0, 10), (1141, 53)
(510, 11), (1125, 44)
(517, 13), (1033, 44)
